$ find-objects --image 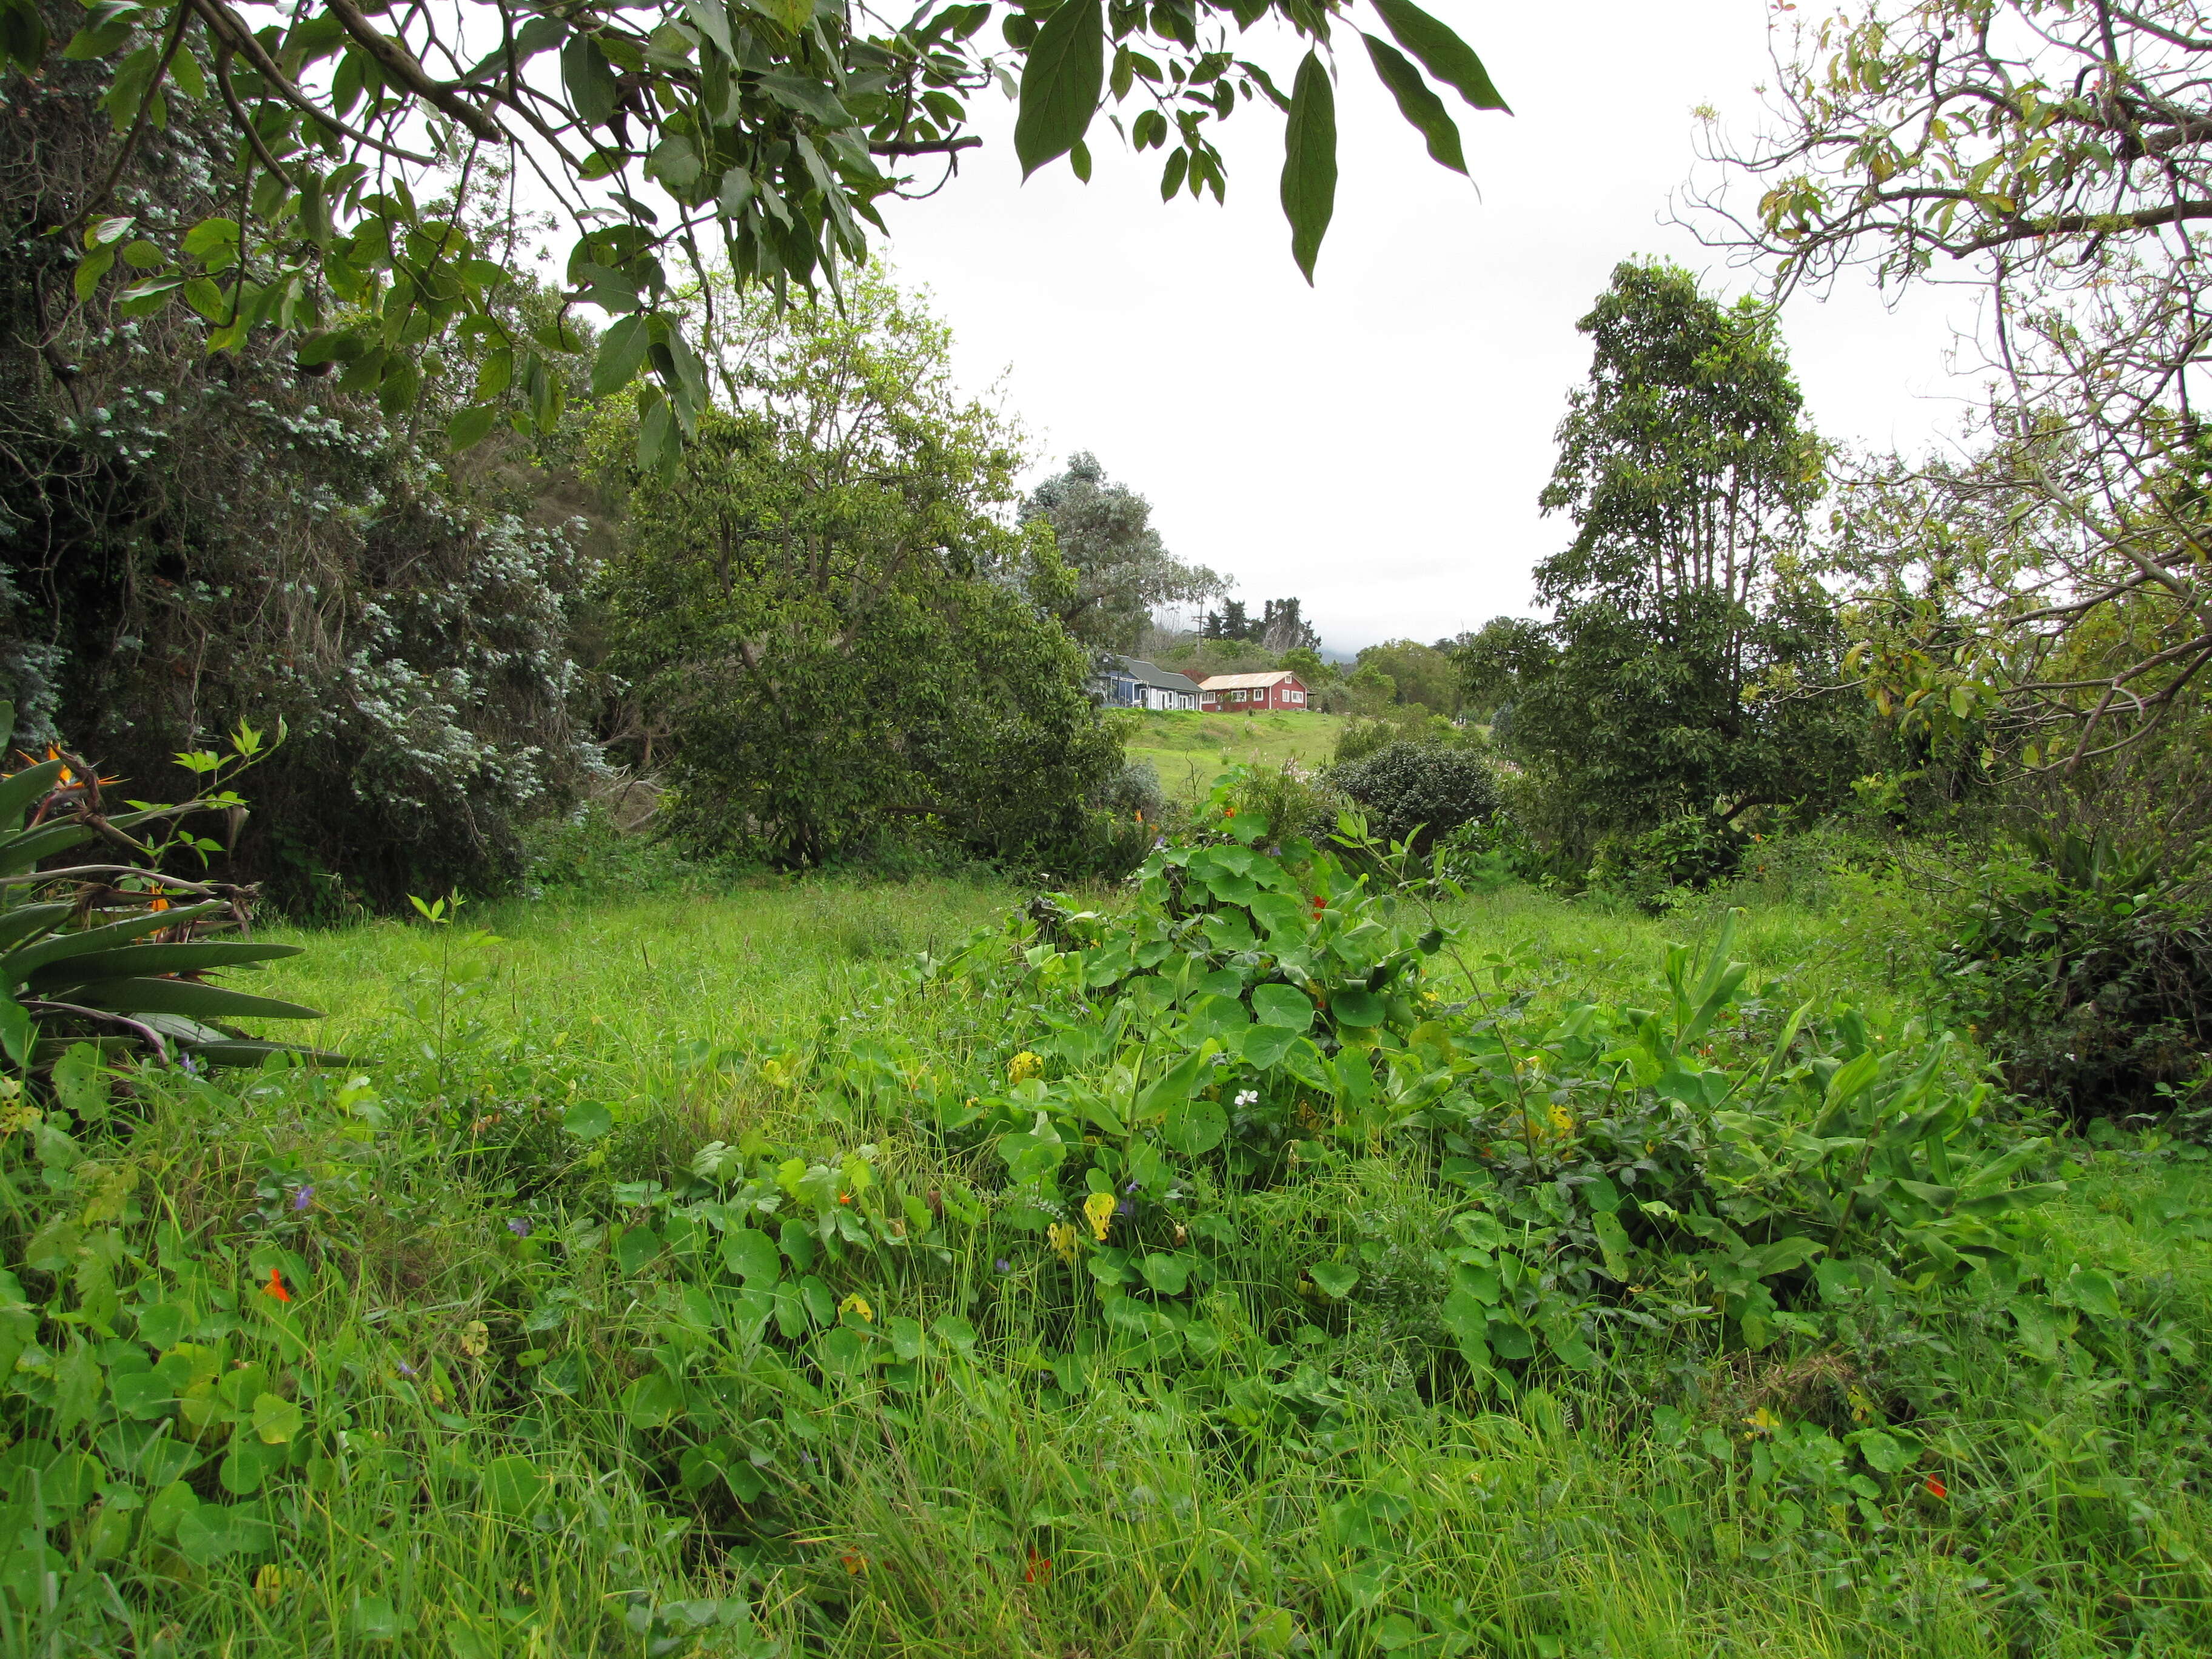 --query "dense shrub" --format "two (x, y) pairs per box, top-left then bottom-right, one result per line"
(1091, 759), (1165, 820)
(1589, 813), (1752, 913)
(0, 46), (600, 911)
(1331, 710), (1467, 766)
(1941, 828), (2212, 1122)
(1225, 762), (1345, 845)
(1327, 741), (1500, 853)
